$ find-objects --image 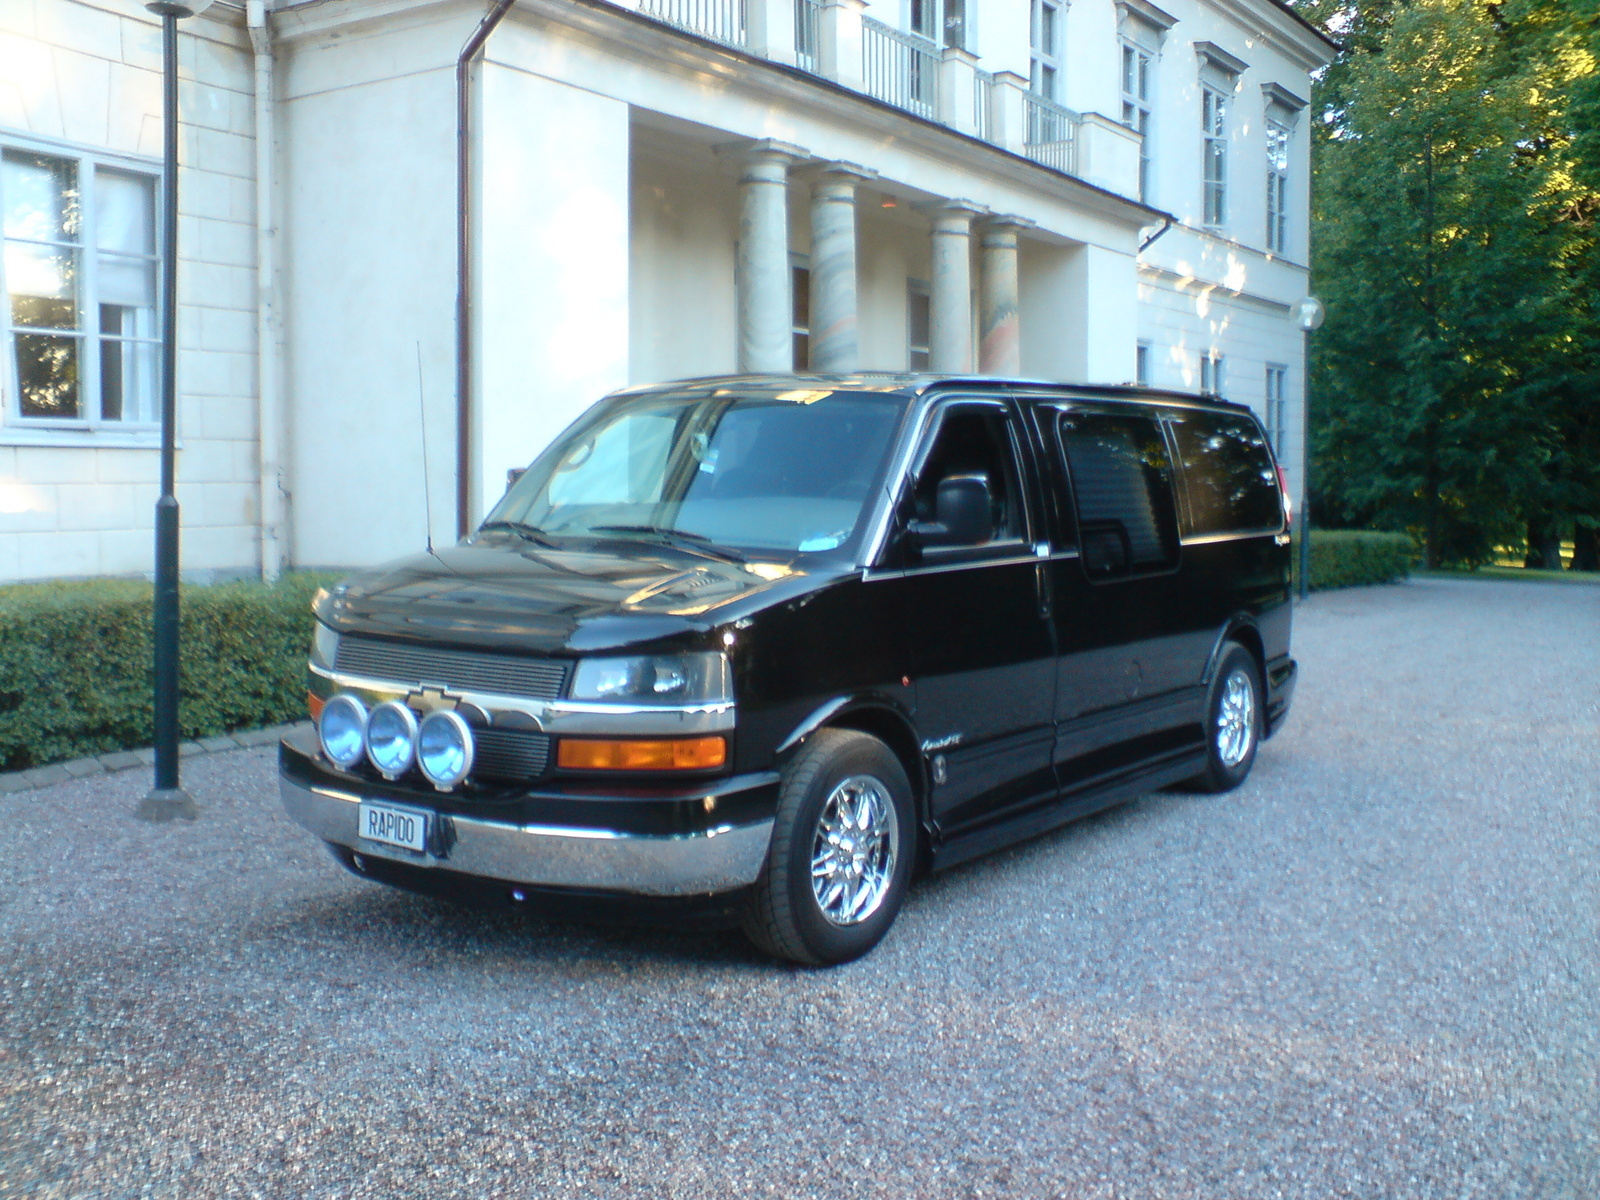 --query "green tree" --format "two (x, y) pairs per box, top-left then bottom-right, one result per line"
(1309, 0), (1562, 567)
